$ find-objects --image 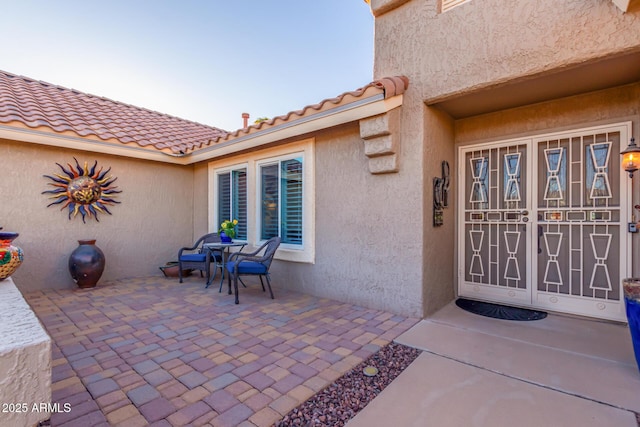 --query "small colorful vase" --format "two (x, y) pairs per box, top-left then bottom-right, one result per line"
(0, 232), (24, 280)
